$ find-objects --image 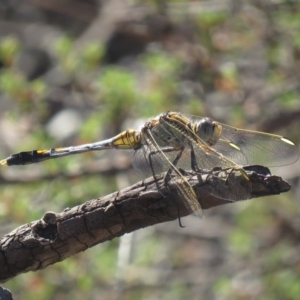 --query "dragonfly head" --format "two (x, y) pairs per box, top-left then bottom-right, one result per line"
(194, 118), (222, 146)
